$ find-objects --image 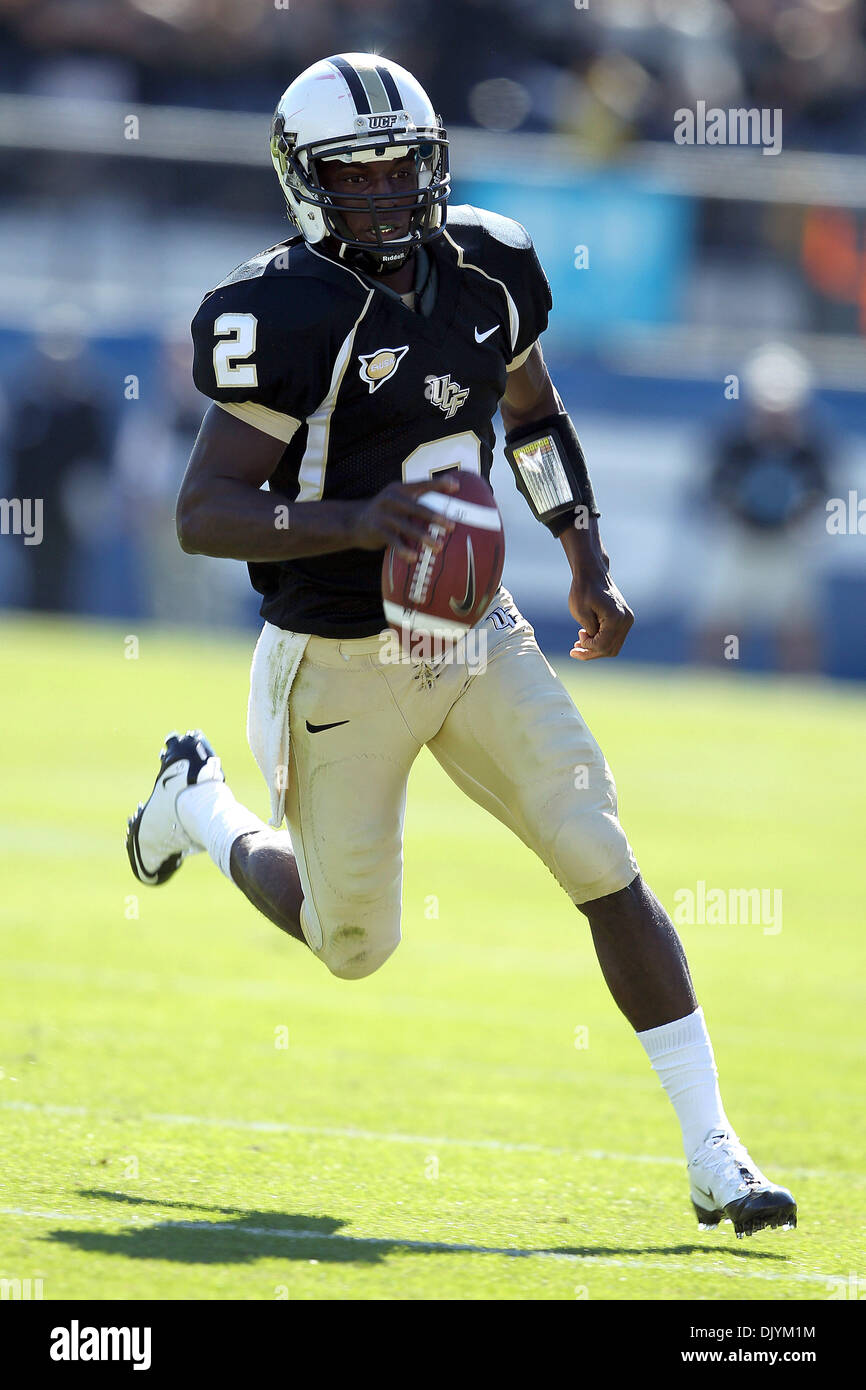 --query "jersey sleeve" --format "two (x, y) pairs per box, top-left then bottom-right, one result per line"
(468, 207), (553, 366)
(503, 225), (552, 366)
(190, 277), (335, 439)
